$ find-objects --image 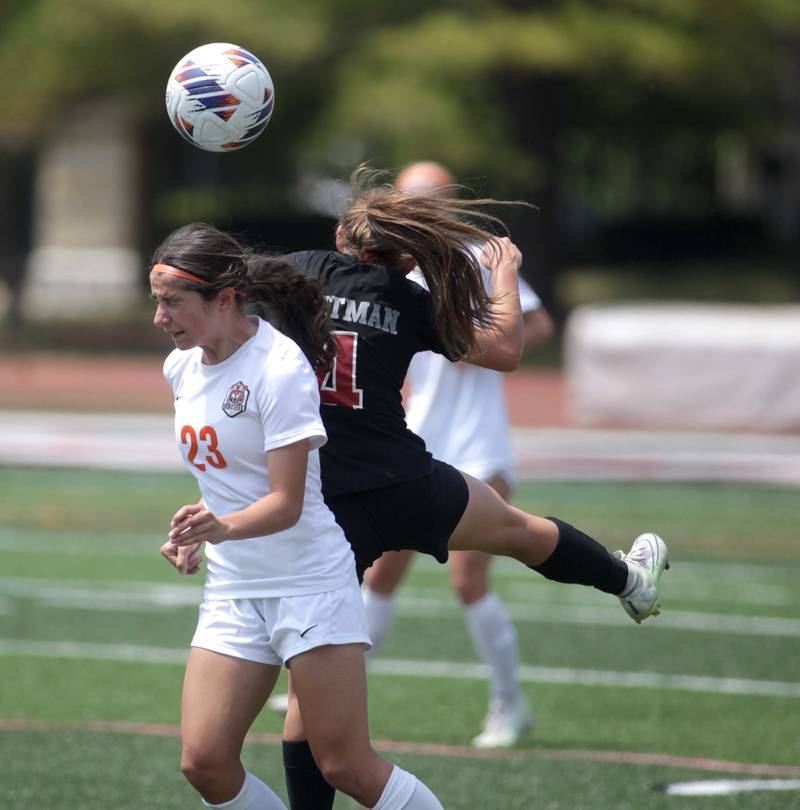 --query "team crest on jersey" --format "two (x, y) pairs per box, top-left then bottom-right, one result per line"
(222, 381), (250, 417)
